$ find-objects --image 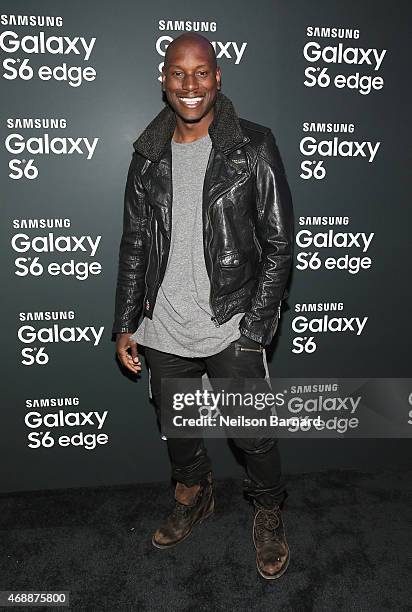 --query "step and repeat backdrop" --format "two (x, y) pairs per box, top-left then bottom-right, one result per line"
(1, 0), (411, 492)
